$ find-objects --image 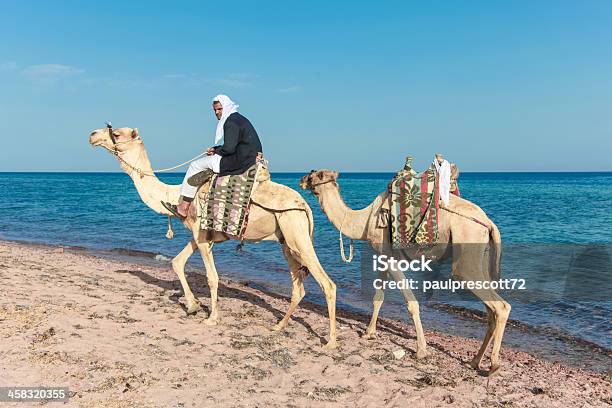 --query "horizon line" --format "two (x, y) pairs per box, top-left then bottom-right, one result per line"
(1, 170), (611, 174)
